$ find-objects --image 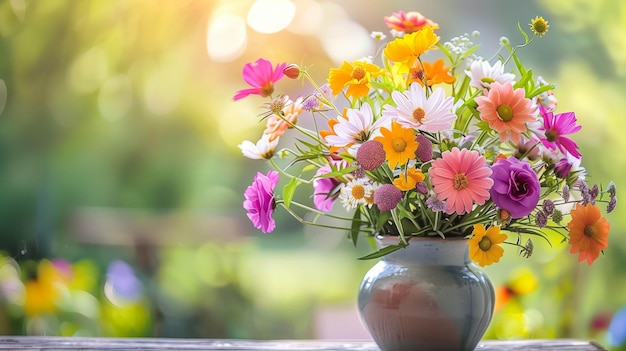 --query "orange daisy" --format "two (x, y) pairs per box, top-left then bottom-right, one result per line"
(409, 59), (456, 87)
(383, 26), (439, 68)
(328, 61), (383, 99)
(393, 168), (425, 191)
(568, 203), (610, 265)
(374, 121), (418, 169)
(475, 82), (536, 144)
